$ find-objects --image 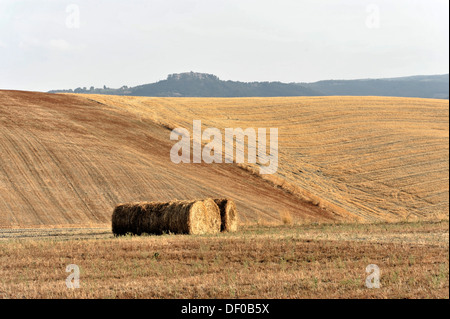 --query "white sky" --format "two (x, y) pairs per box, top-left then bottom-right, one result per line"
(0, 0), (448, 92)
